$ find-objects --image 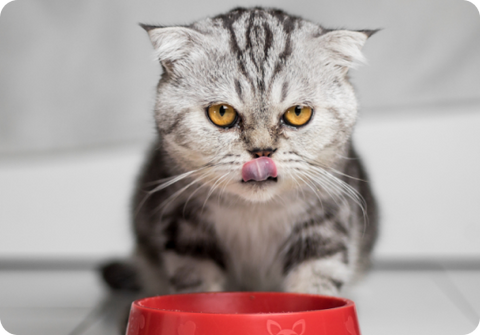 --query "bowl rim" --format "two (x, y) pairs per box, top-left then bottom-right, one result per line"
(133, 291), (355, 316)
